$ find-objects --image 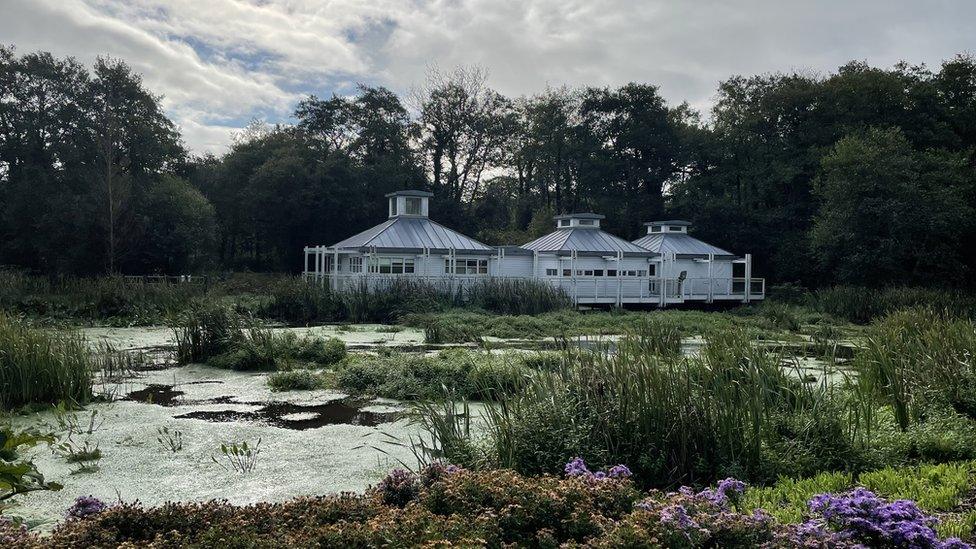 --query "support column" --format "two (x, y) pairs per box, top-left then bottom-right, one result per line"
(332, 248), (339, 290)
(744, 253), (752, 303)
(707, 253), (714, 303)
